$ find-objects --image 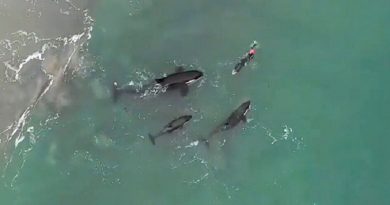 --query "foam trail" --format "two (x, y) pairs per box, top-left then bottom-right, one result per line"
(3, 44), (49, 81)
(0, 9), (95, 185)
(8, 77), (53, 145)
(5, 9), (94, 142)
